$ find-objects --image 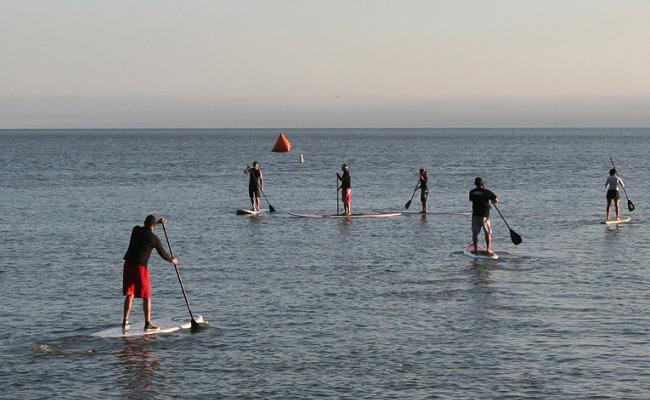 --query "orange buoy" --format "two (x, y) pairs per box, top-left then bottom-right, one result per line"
(272, 132), (292, 152)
